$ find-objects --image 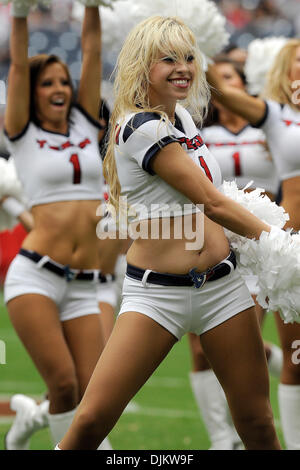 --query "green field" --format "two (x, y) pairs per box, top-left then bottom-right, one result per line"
(0, 290), (285, 450)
